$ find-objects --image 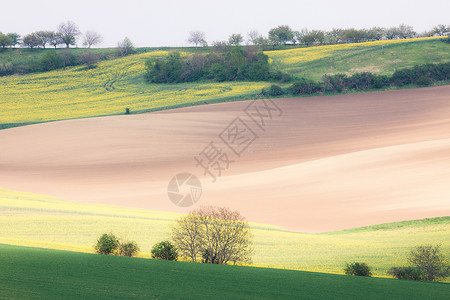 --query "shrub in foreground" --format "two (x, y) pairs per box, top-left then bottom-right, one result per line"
(388, 266), (424, 280)
(151, 241), (178, 261)
(289, 78), (322, 95)
(95, 233), (140, 257)
(0, 62), (13, 77)
(263, 84), (284, 97)
(344, 262), (372, 277)
(119, 241), (140, 257)
(95, 233), (119, 255)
